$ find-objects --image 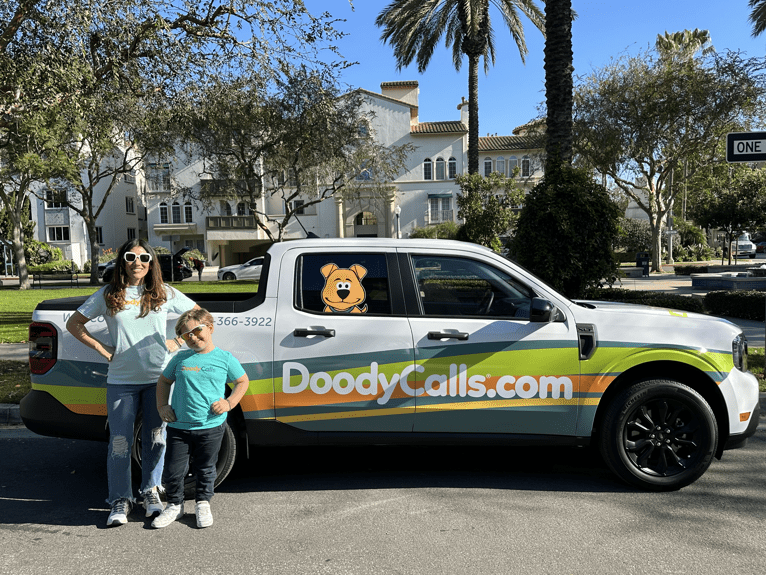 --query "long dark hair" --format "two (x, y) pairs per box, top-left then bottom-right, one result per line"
(106, 239), (167, 318)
